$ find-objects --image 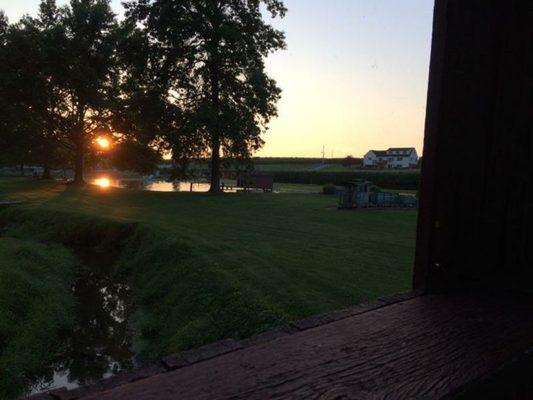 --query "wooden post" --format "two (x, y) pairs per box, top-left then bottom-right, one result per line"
(414, 0), (533, 293)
